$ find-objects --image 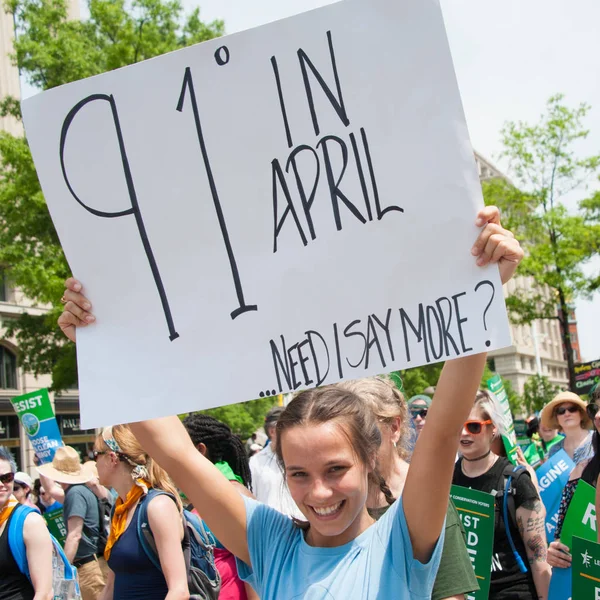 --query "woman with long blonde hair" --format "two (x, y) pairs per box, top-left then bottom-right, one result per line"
(93, 425), (189, 600)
